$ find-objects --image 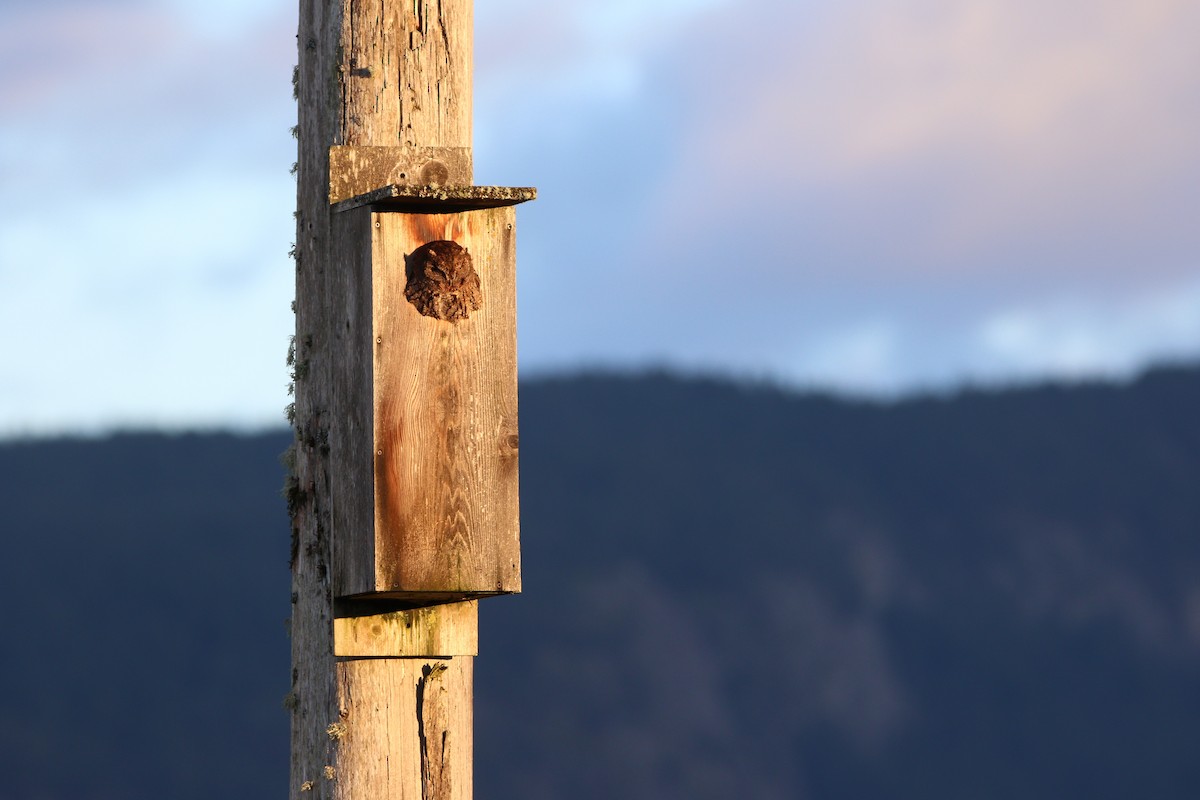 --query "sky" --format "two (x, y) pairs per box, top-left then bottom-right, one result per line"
(1, 0), (1198, 435)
